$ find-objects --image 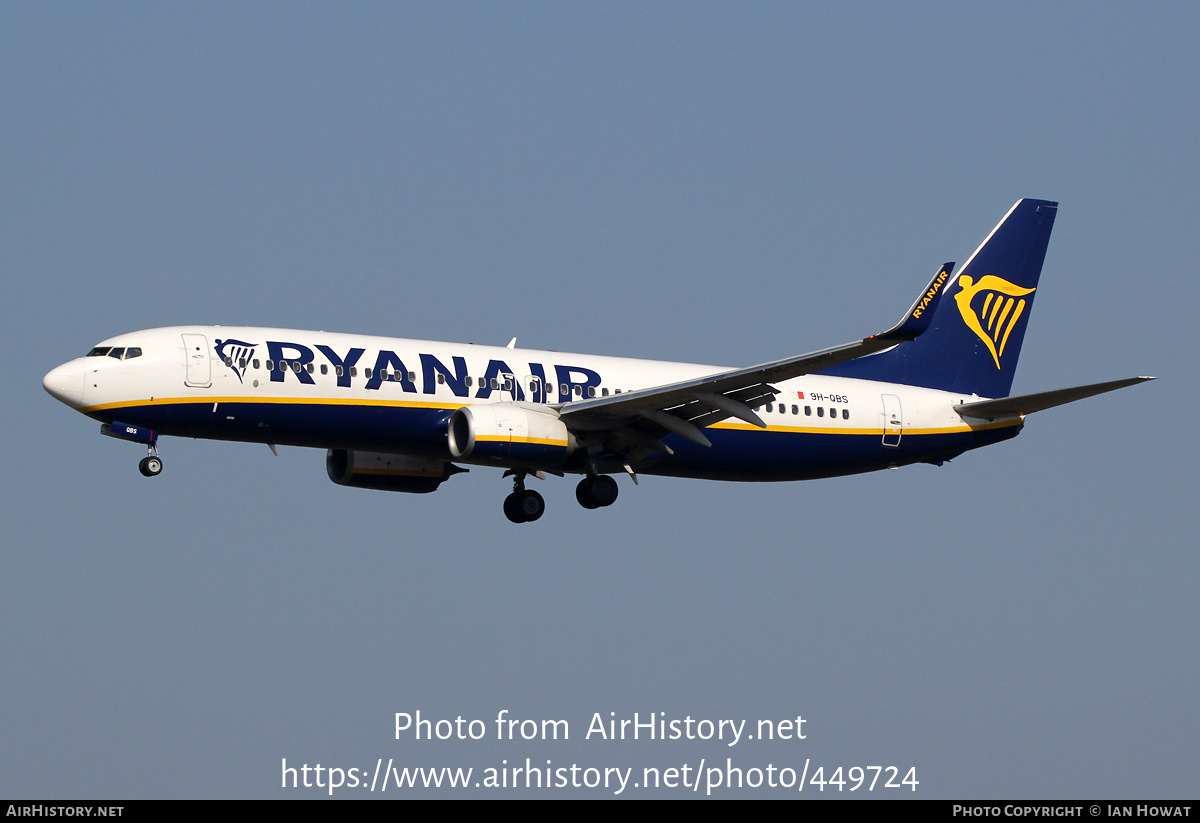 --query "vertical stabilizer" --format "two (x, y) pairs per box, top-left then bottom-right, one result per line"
(823, 199), (1058, 398)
